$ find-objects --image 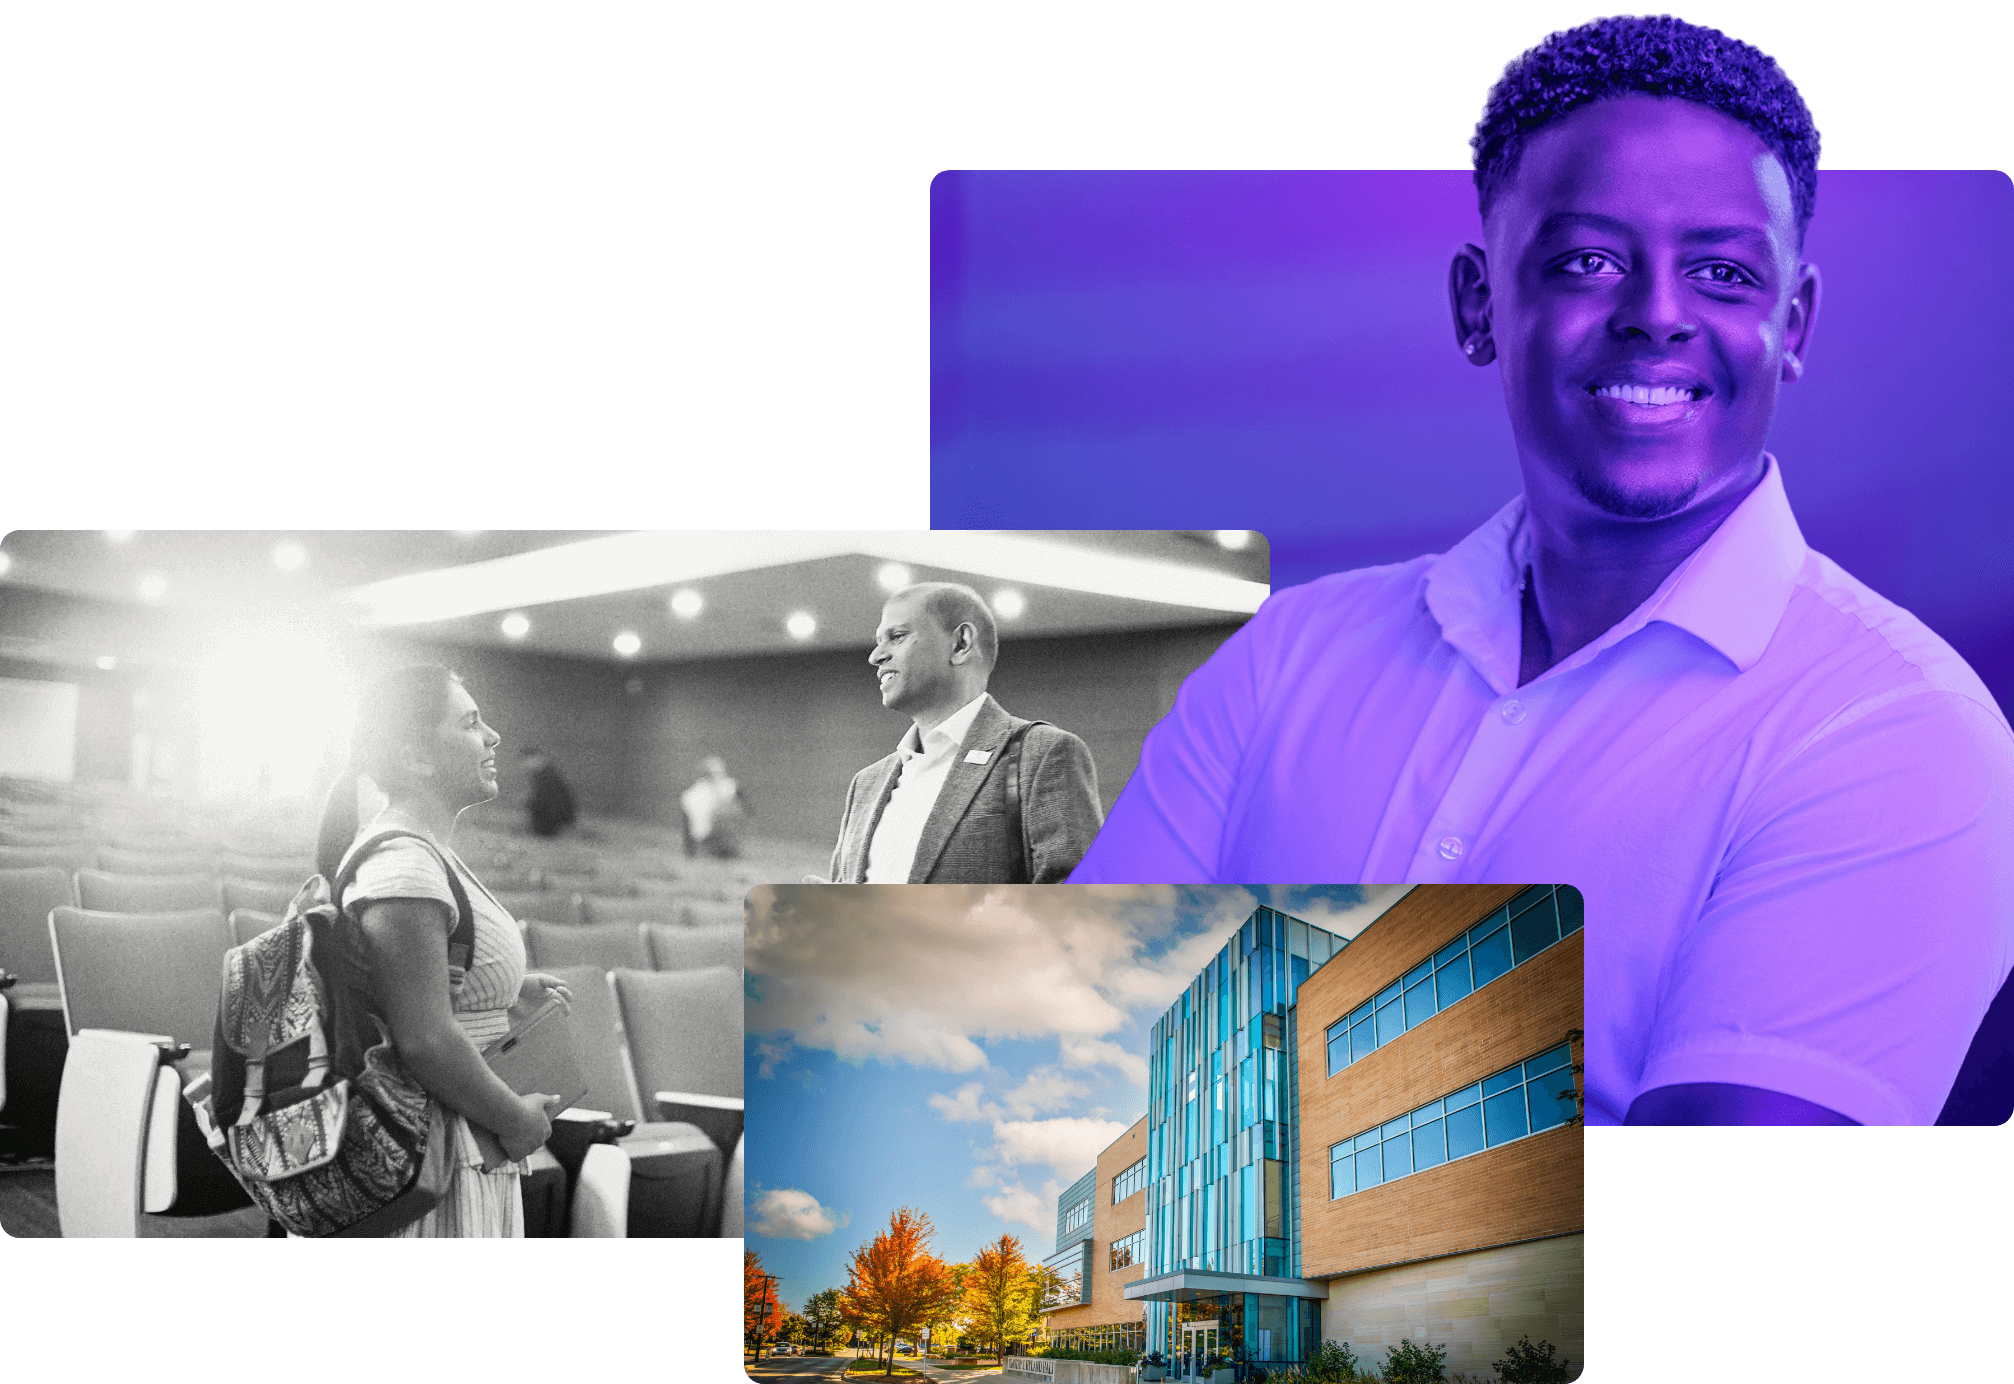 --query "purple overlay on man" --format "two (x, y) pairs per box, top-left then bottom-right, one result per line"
(1065, 18), (2014, 1126)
